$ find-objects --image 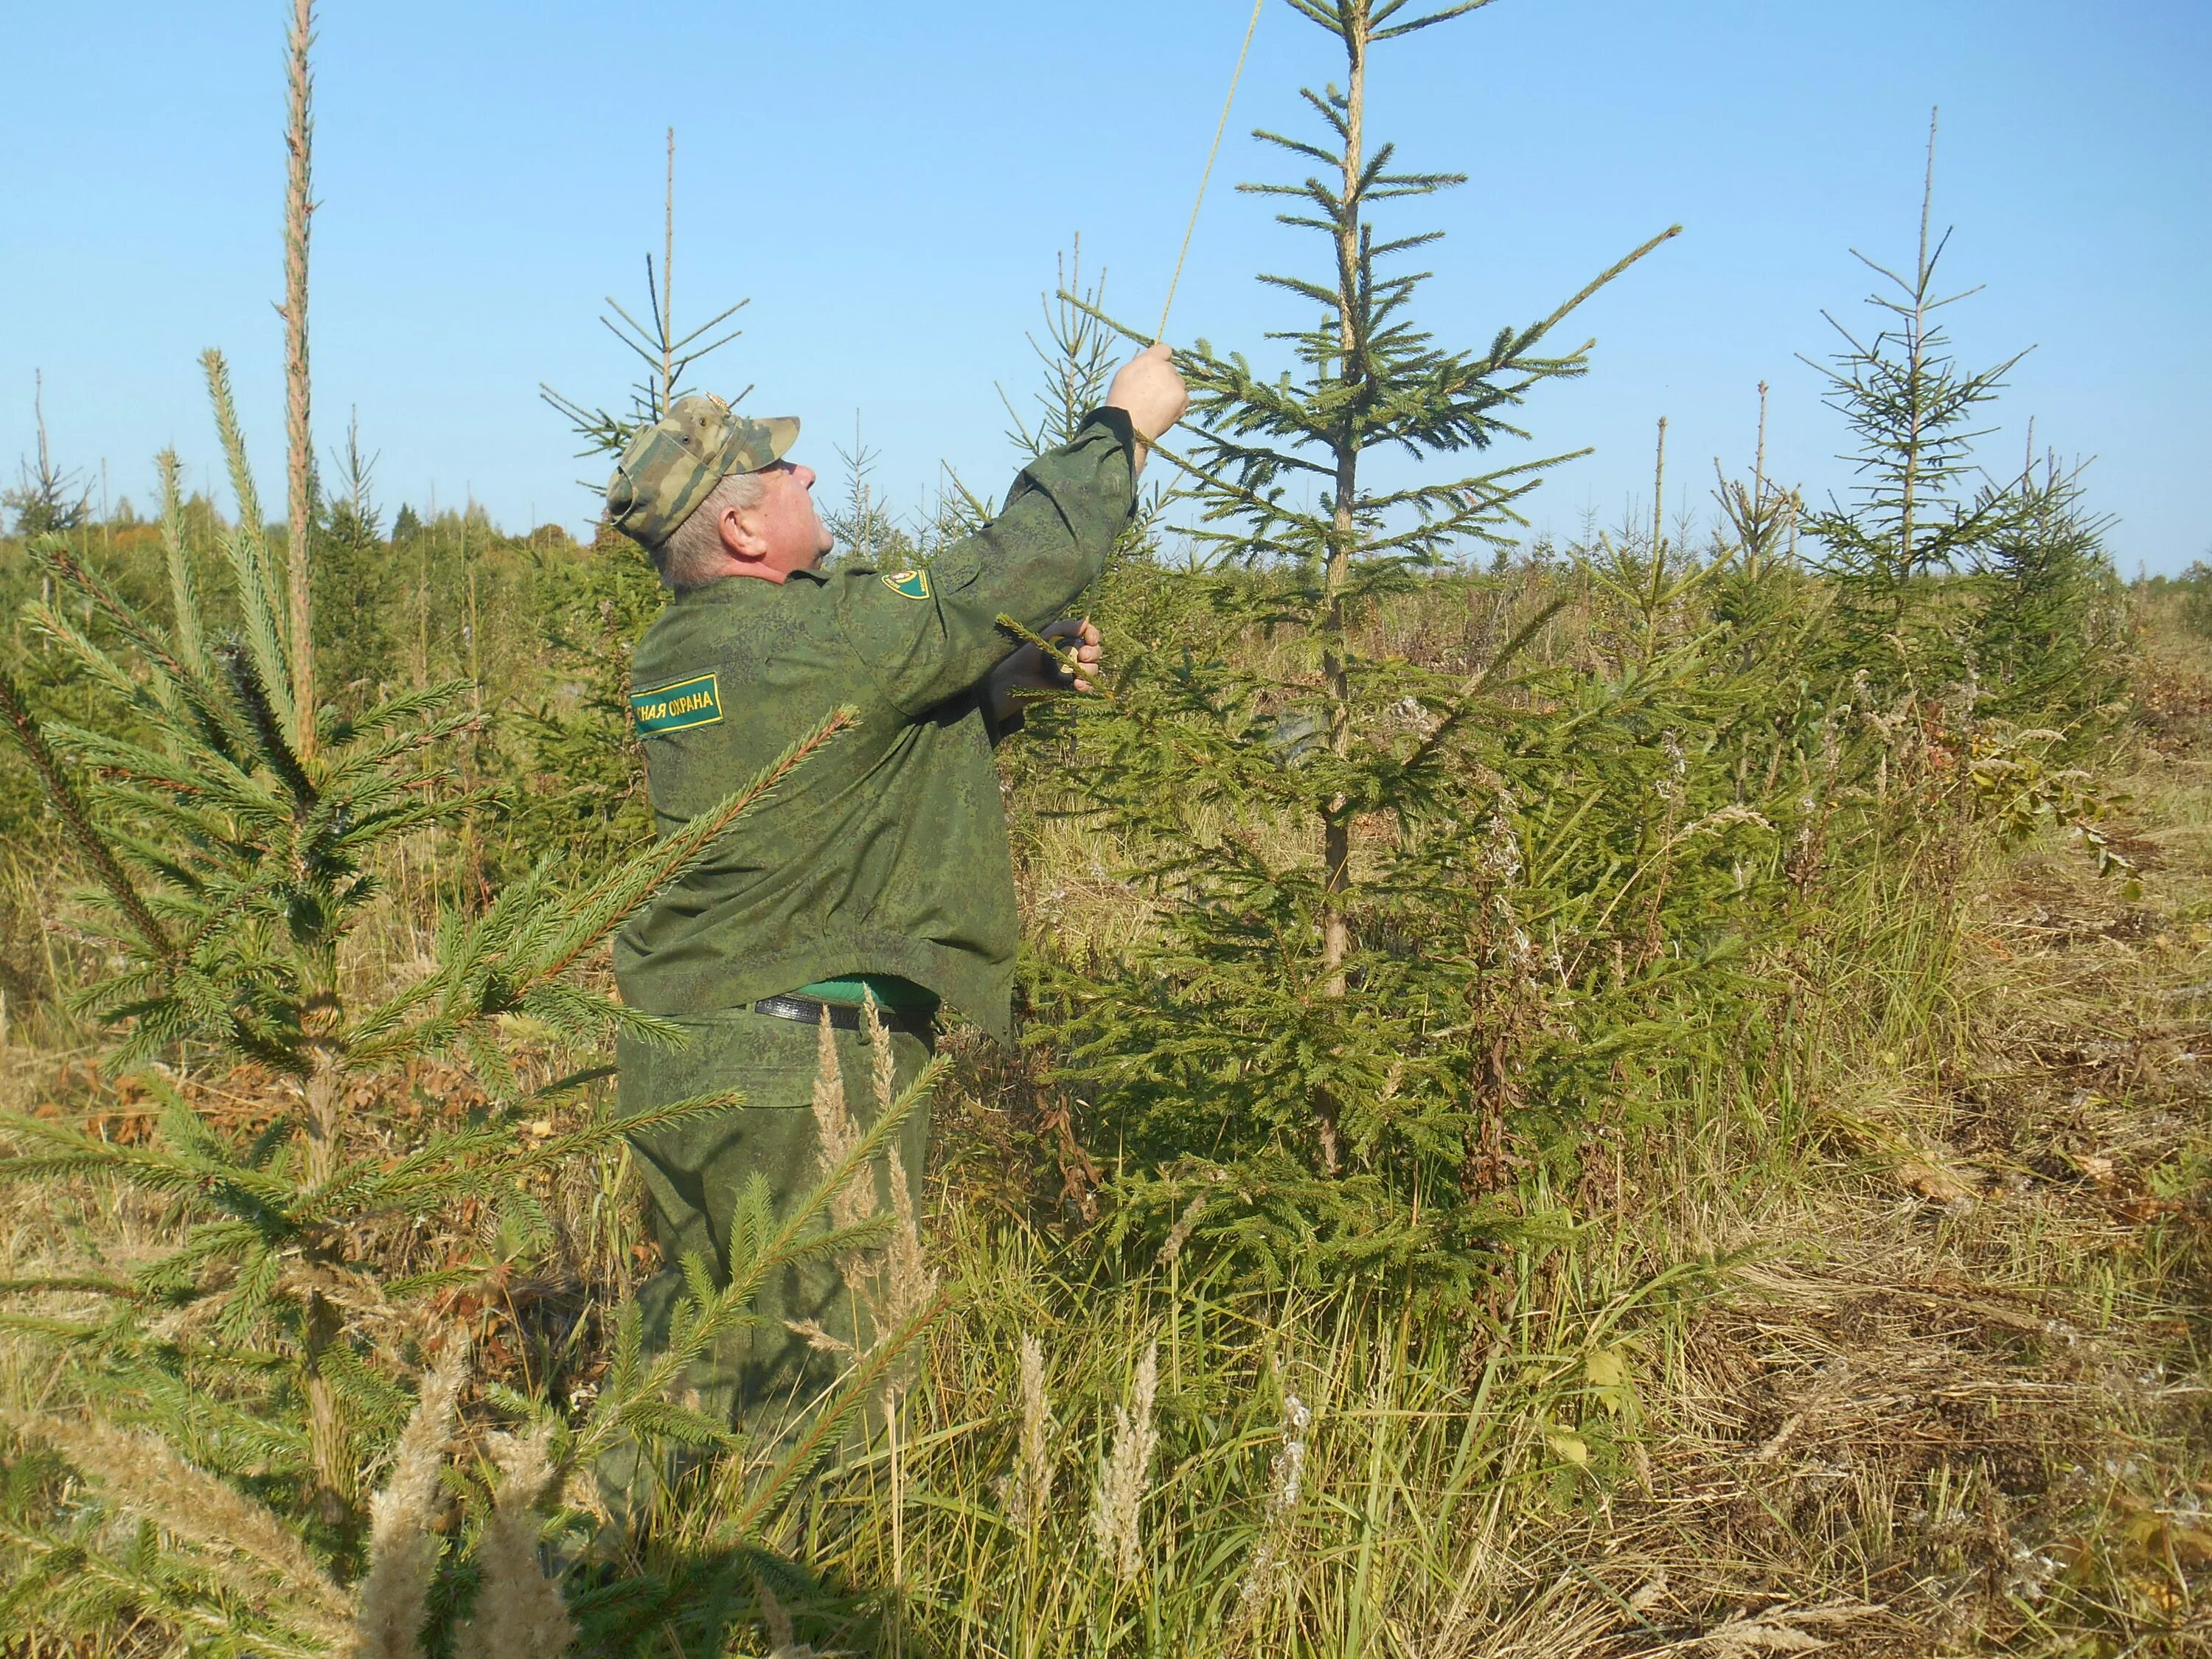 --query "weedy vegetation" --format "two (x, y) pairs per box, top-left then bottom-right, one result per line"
(2, 1), (2206, 1656)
